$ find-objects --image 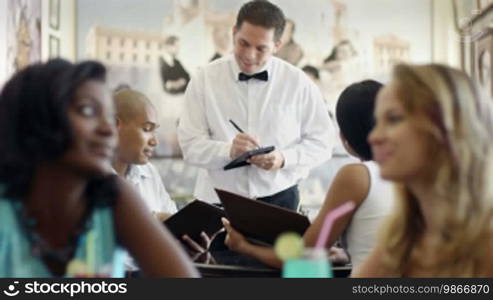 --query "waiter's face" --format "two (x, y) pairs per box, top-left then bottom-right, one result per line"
(233, 21), (281, 75)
